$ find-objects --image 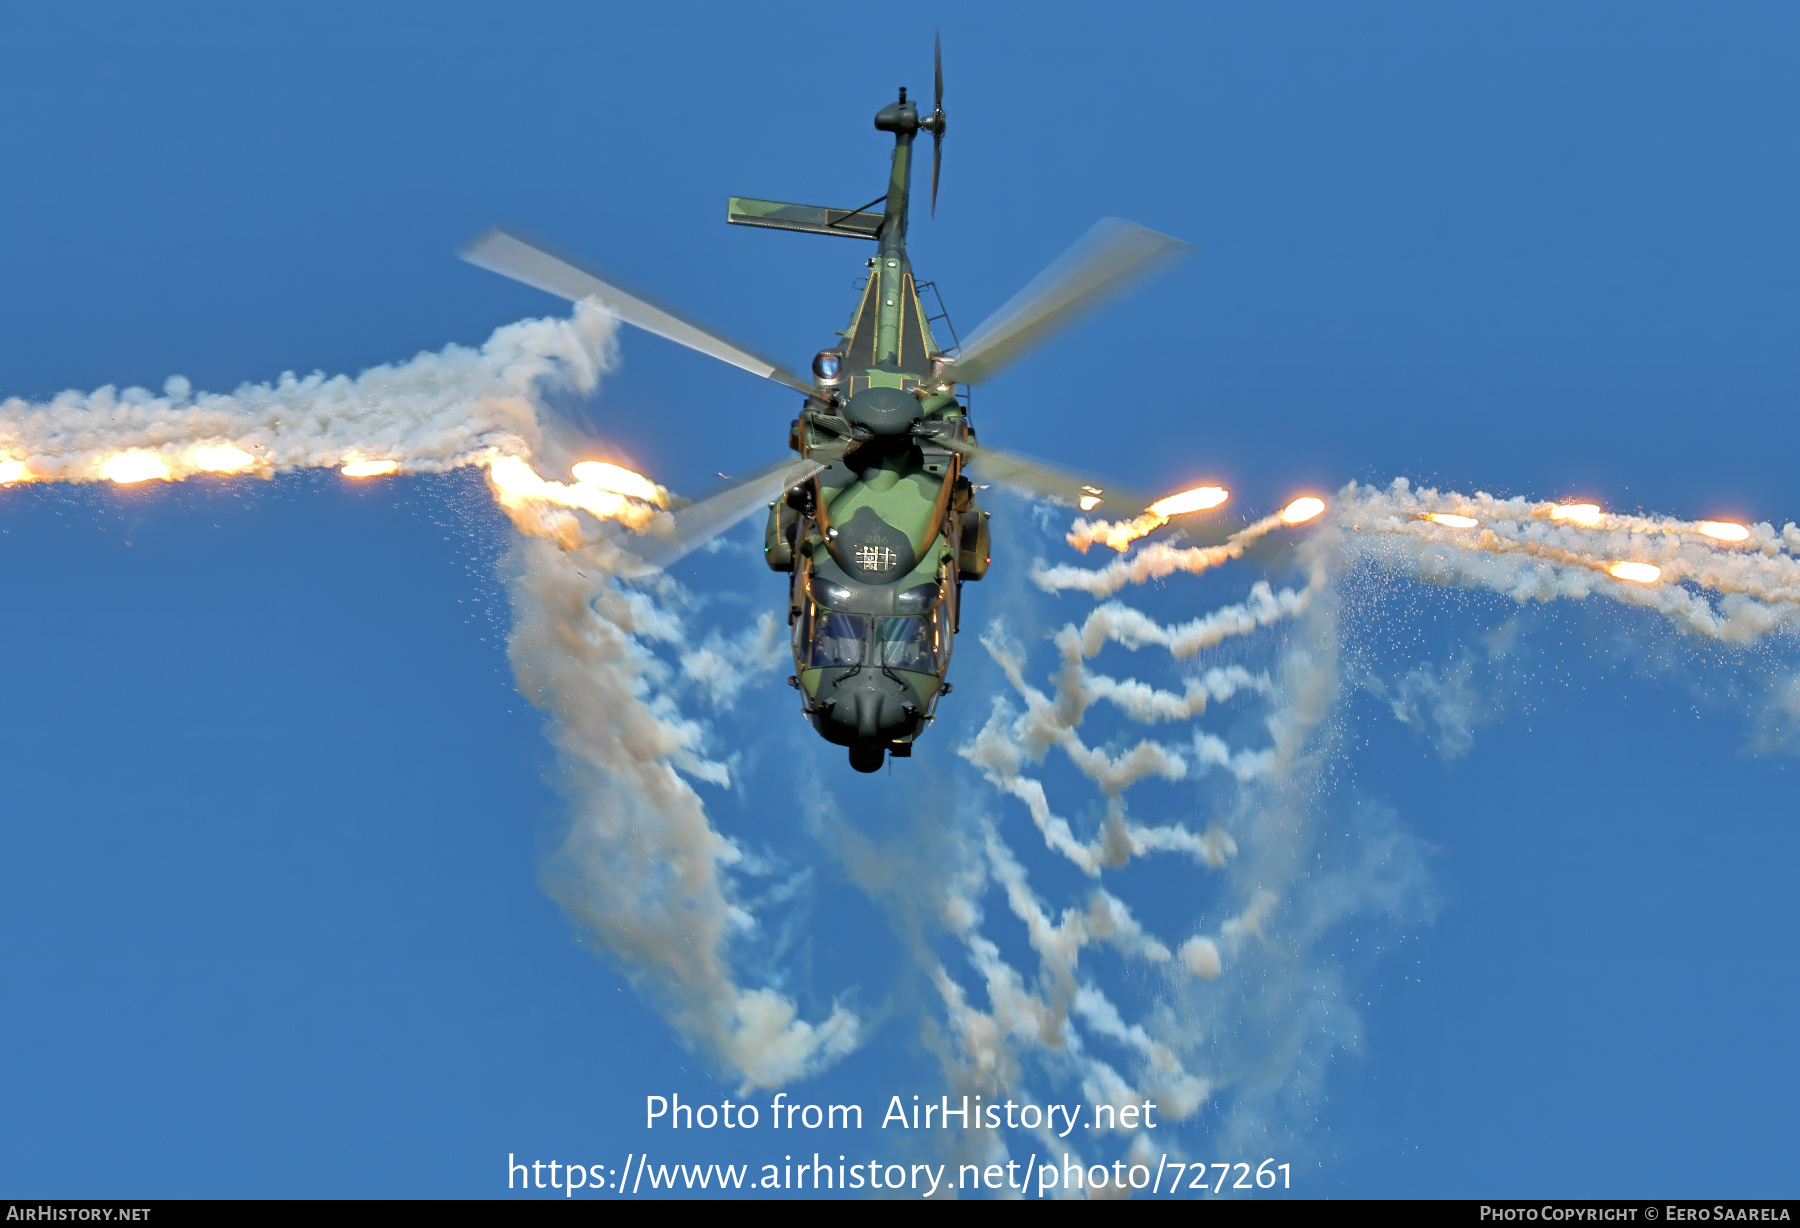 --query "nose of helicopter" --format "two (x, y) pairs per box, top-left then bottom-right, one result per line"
(816, 673), (918, 774)
(807, 669), (923, 772)
(832, 678), (914, 742)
